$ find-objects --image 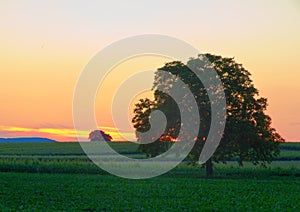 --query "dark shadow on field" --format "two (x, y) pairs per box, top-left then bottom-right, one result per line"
(162, 163), (300, 180)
